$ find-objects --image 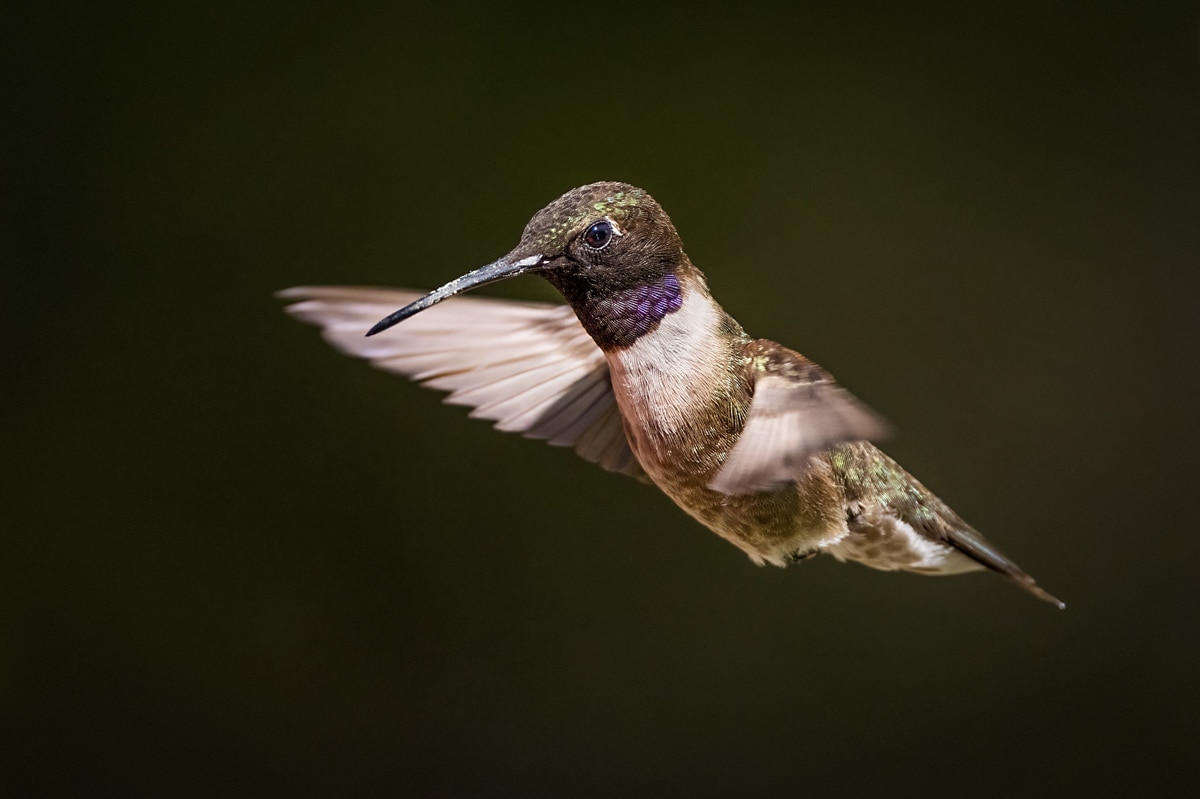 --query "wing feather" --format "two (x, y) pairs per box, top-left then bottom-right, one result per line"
(280, 286), (646, 480)
(709, 341), (891, 495)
